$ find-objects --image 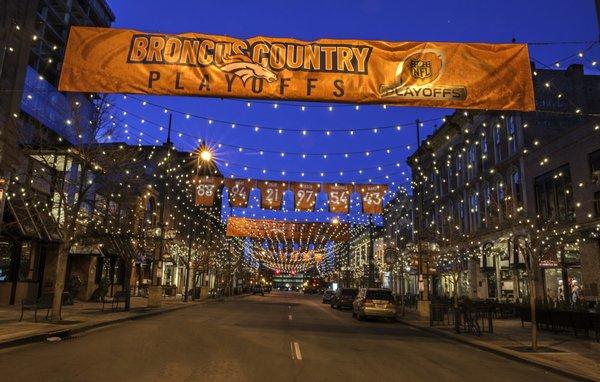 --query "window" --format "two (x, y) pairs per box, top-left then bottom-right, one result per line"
(0, 241), (13, 282)
(468, 145), (477, 179)
(496, 178), (506, 221)
(494, 123), (505, 163)
(507, 115), (518, 155)
(510, 168), (522, 216)
(534, 164), (575, 223)
(594, 191), (600, 218)
(469, 192), (480, 232)
(455, 155), (463, 186)
(18, 242), (38, 282)
(480, 129), (490, 171)
(590, 150), (600, 185)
